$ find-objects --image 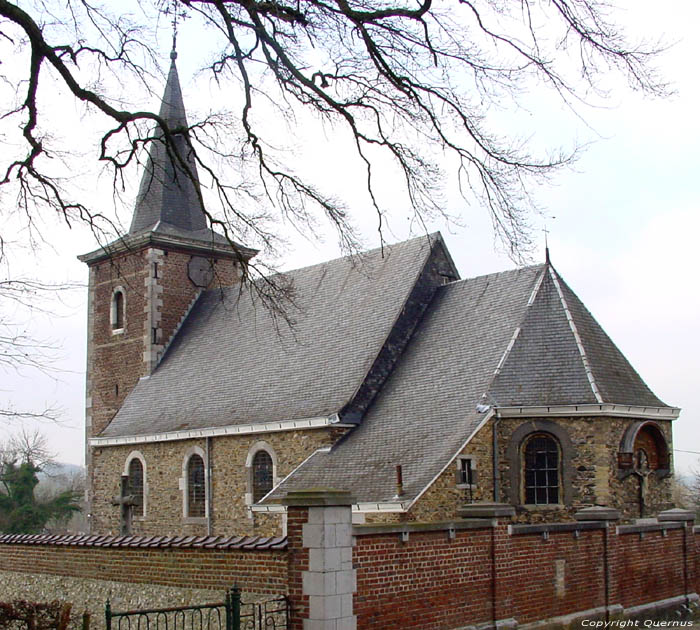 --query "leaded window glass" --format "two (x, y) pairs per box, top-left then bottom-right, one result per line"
(523, 434), (560, 505)
(127, 458), (144, 516)
(187, 454), (206, 517)
(252, 451), (273, 503)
